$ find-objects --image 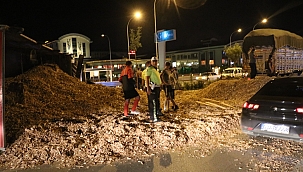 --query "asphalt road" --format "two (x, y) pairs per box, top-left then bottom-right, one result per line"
(3, 145), (303, 172)
(0, 148), (252, 172)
